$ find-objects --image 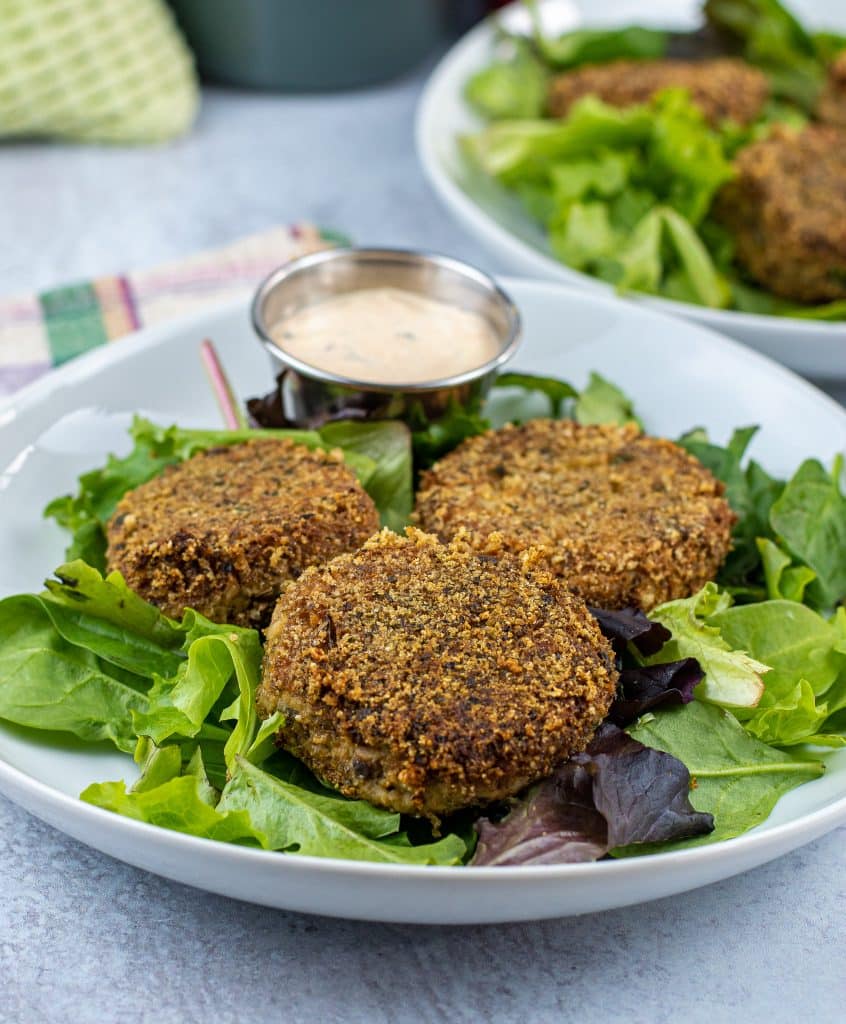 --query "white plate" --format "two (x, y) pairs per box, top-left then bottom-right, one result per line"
(1, 281), (846, 924)
(416, 0), (846, 379)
